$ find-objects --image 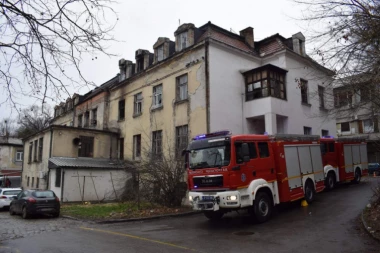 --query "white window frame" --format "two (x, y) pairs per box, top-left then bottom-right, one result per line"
(134, 93), (143, 115)
(153, 85), (163, 108)
(363, 119), (373, 133)
(177, 74), (188, 101)
(16, 151), (23, 161)
(157, 45), (164, 62)
(179, 32), (188, 50)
